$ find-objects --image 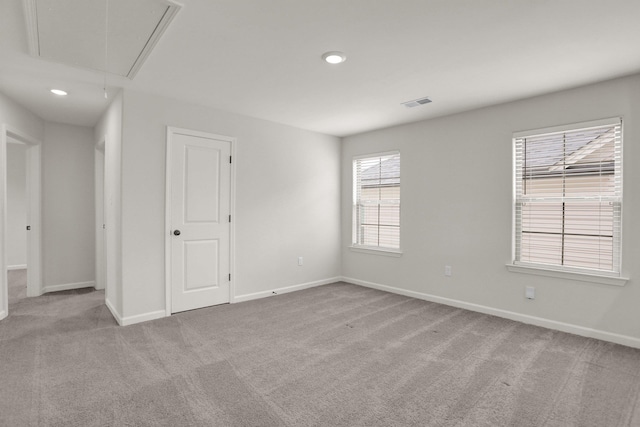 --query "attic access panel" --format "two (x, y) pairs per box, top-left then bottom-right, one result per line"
(23, 0), (181, 79)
